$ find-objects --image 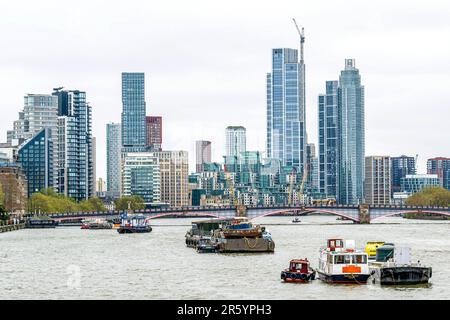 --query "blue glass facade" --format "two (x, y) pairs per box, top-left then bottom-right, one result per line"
(121, 73), (146, 151)
(57, 90), (93, 201)
(17, 128), (53, 197)
(391, 155), (416, 194)
(266, 48), (306, 174)
(337, 59), (365, 205)
(318, 81), (339, 198)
